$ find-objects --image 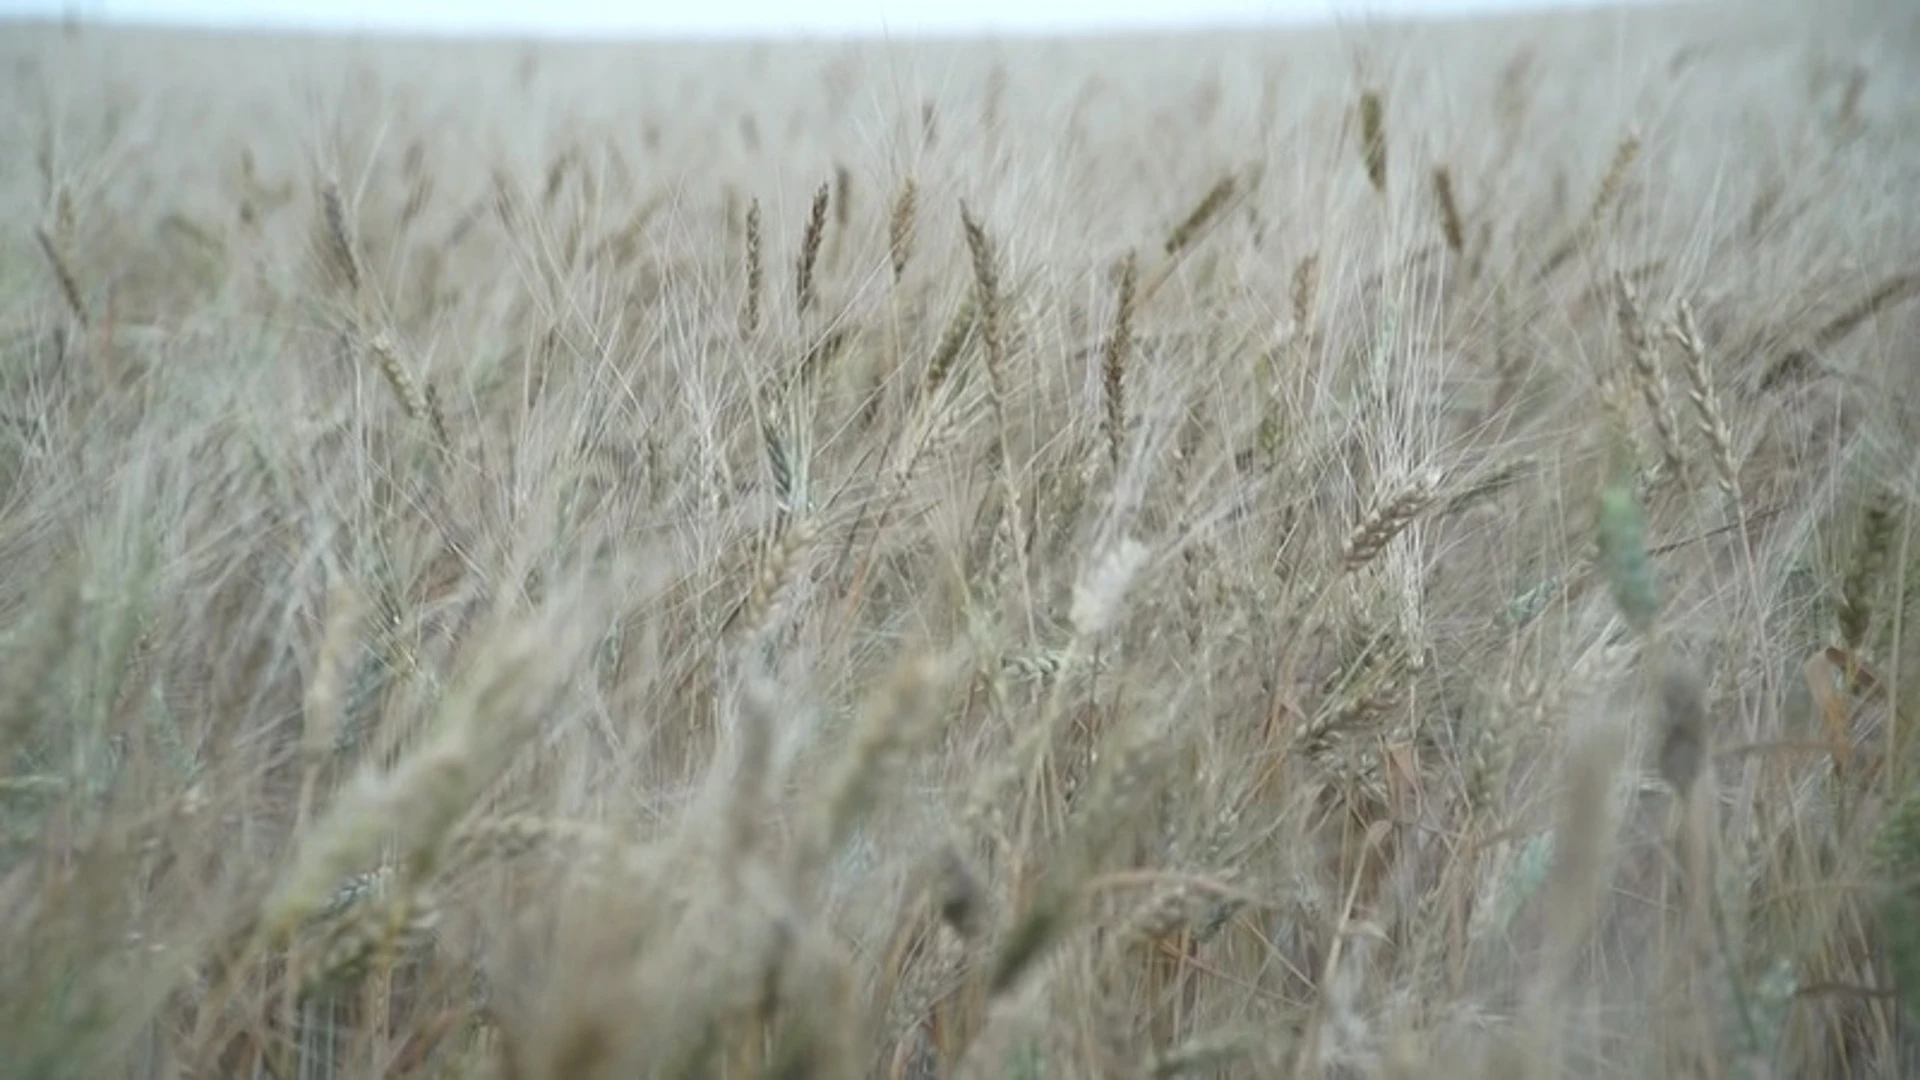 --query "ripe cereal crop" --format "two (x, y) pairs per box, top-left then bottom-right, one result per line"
(1, 1), (1918, 1076)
